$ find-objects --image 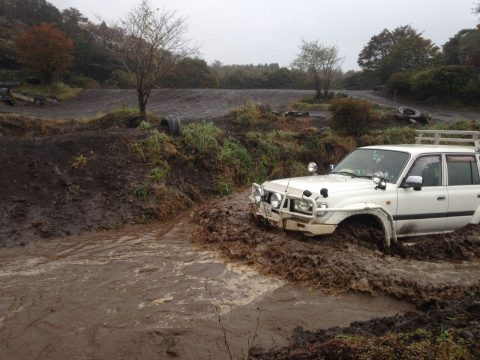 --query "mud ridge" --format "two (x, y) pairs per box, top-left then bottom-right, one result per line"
(254, 295), (480, 359)
(194, 191), (480, 305)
